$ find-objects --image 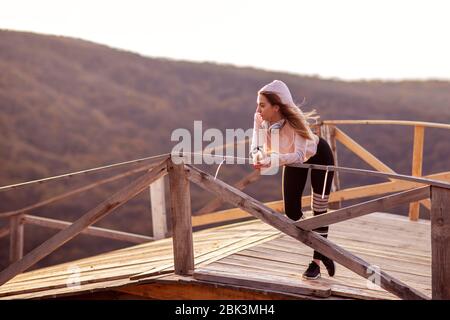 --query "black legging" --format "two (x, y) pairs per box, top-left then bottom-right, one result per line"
(282, 136), (335, 261)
